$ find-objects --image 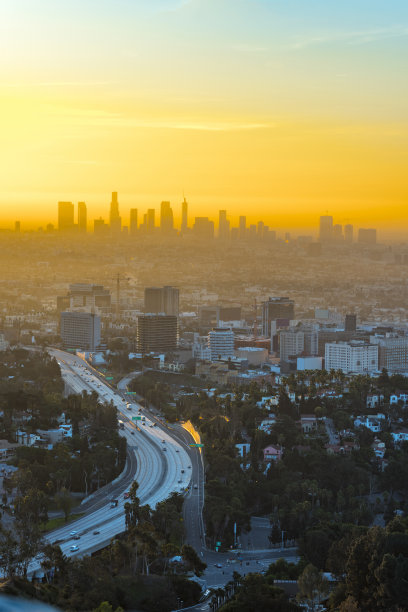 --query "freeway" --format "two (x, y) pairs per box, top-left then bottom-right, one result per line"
(116, 372), (300, 600)
(30, 351), (299, 597)
(28, 349), (193, 573)
(117, 372), (206, 553)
